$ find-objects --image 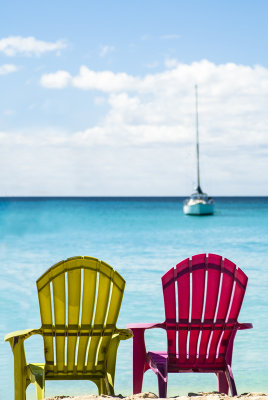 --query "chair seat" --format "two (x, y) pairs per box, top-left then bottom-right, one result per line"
(45, 370), (106, 379)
